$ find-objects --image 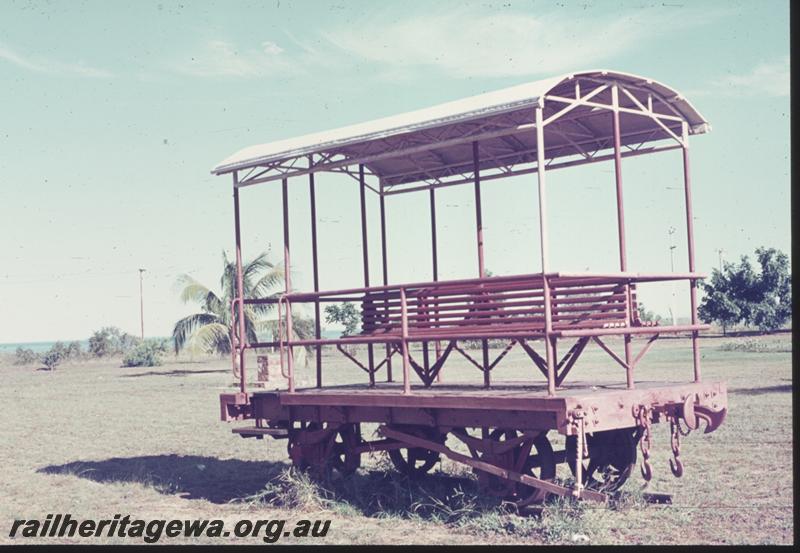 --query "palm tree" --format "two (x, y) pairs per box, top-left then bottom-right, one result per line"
(173, 251), (296, 363)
